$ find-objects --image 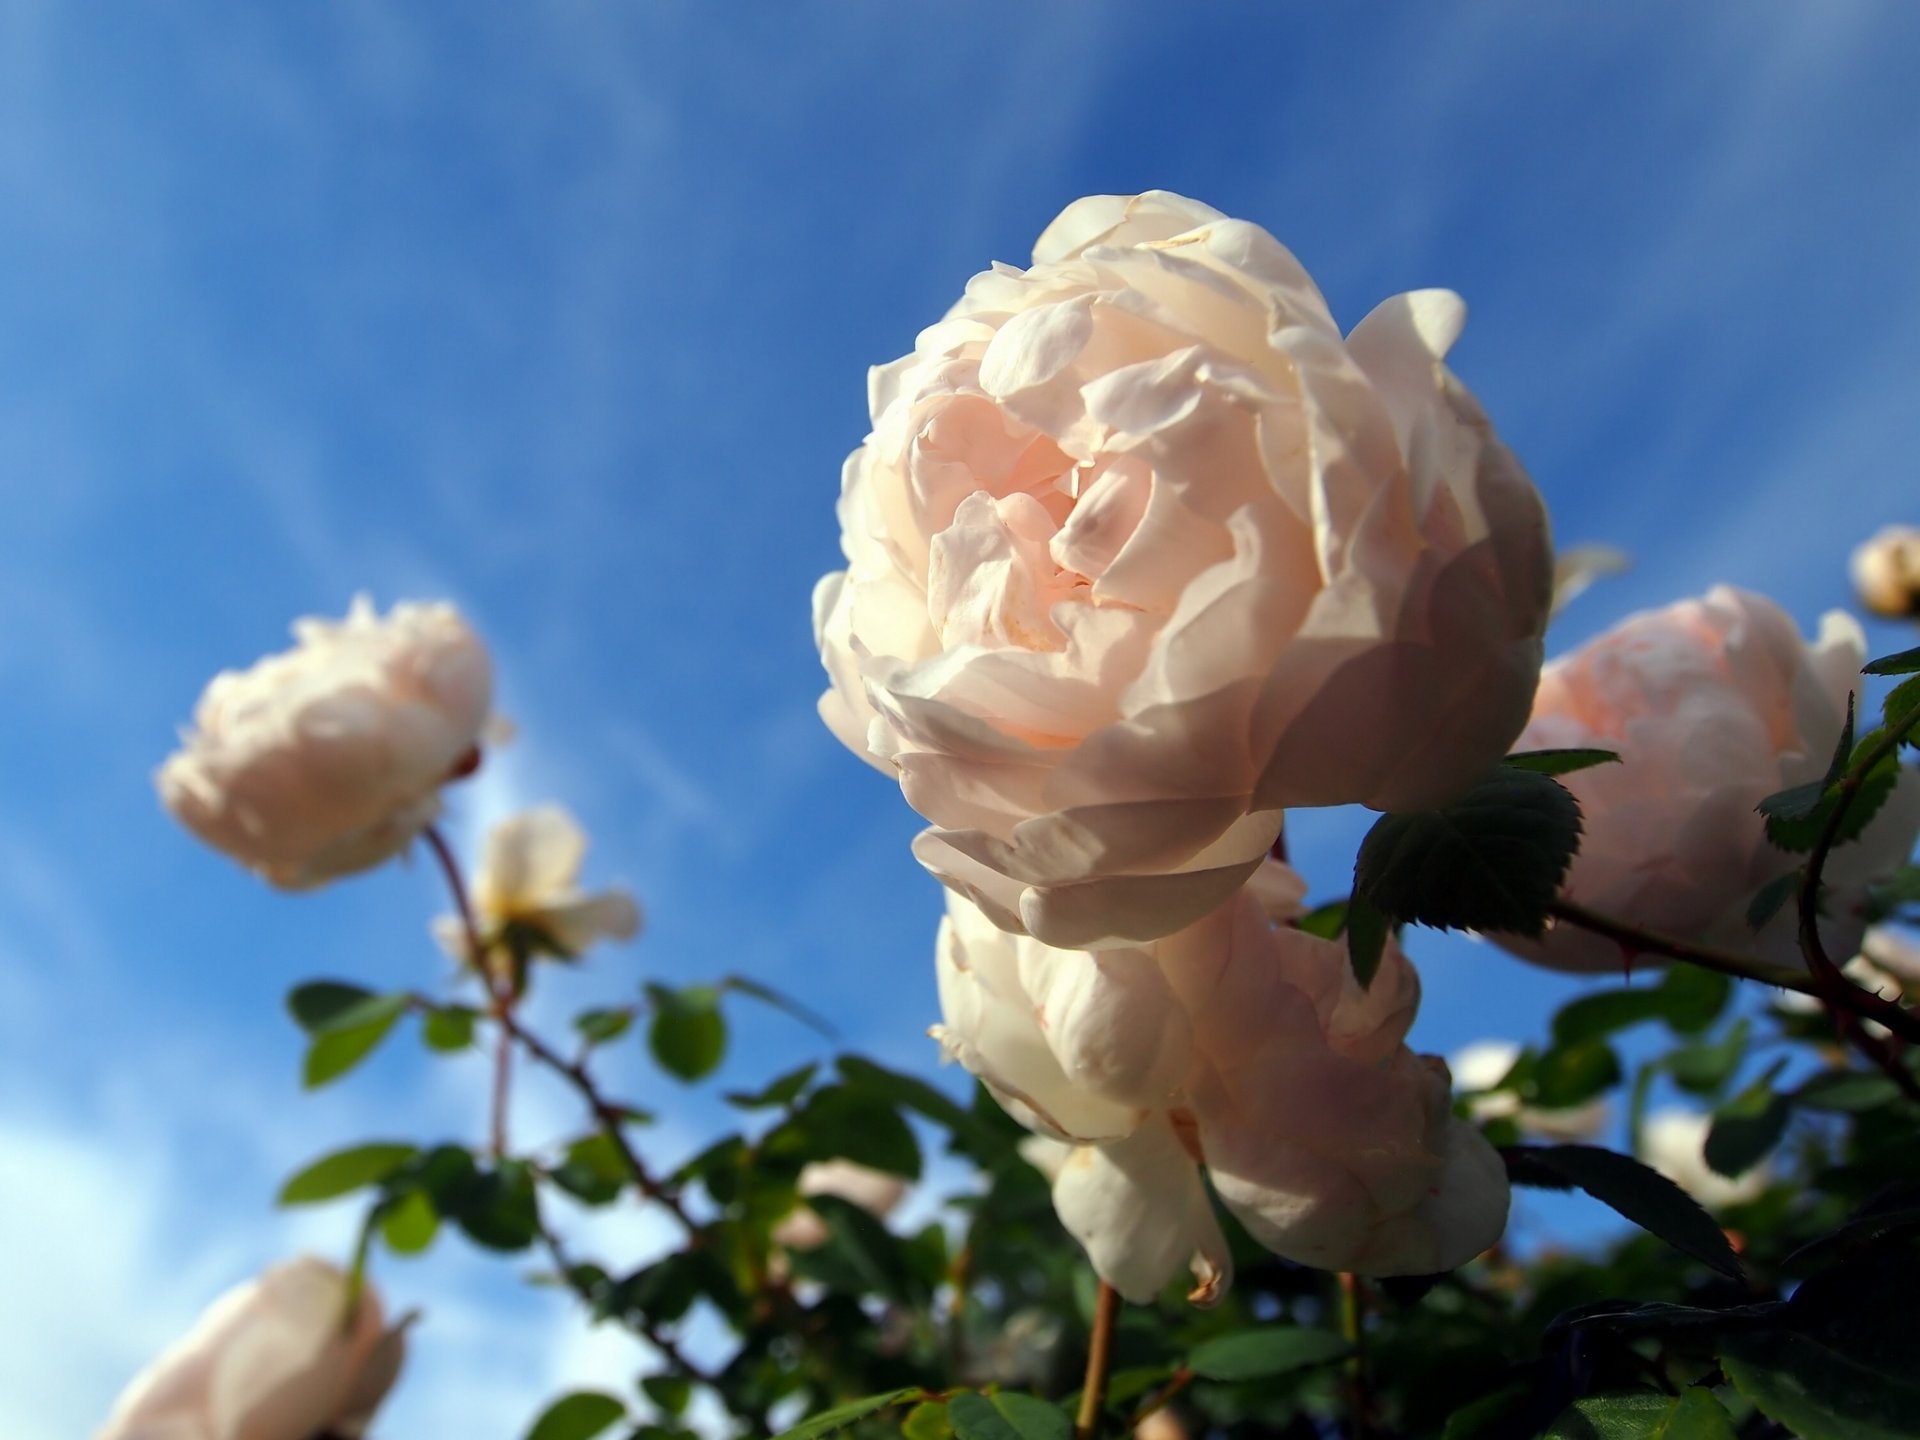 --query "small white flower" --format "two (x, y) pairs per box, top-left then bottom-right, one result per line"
(434, 806), (641, 966)
(771, 1160), (910, 1251)
(1451, 1039), (1610, 1143)
(1639, 1108), (1769, 1211)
